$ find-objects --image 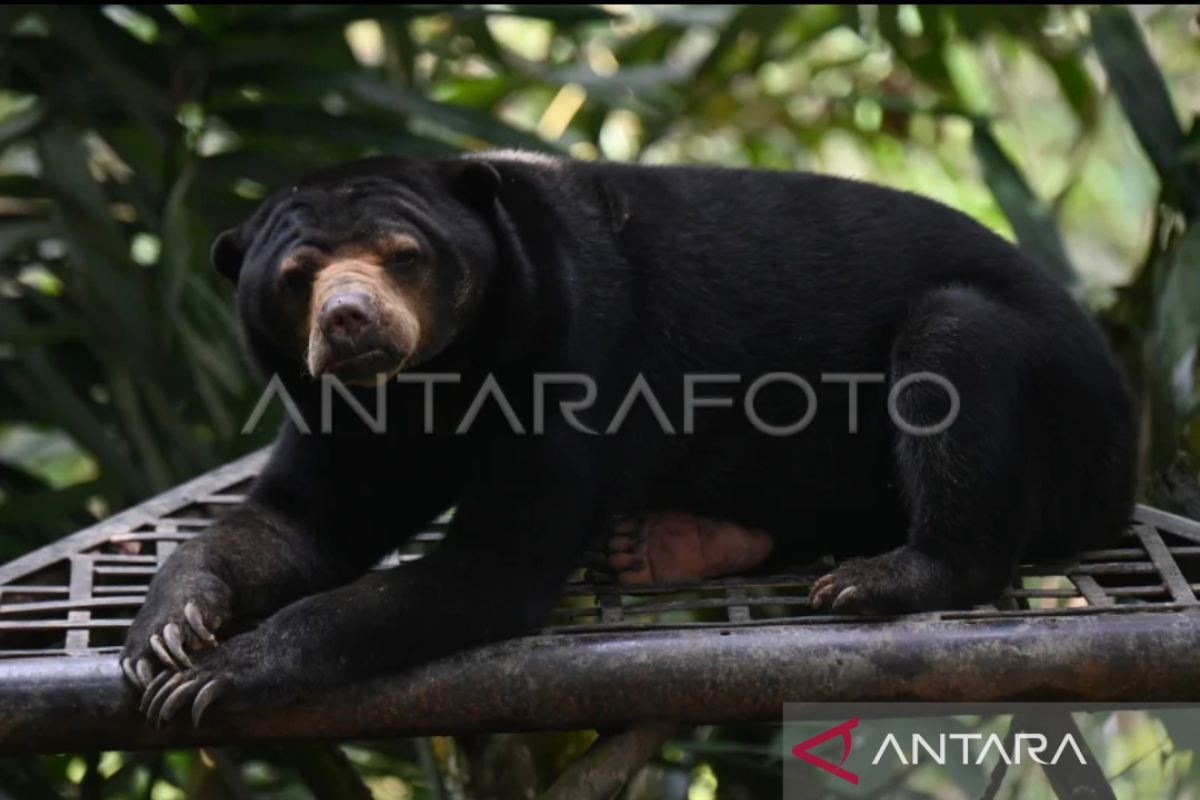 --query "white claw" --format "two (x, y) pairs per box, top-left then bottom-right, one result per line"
(121, 658), (141, 688)
(147, 672), (185, 725)
(192, 680), (226, 728)
(163, 623), (193, 667)
(159, 678), (201, 724)
(139, 670), (173, 712)
(150, 633), (179, 671)
(832, 586), (861, 610)
(185, 601), (217, 645)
